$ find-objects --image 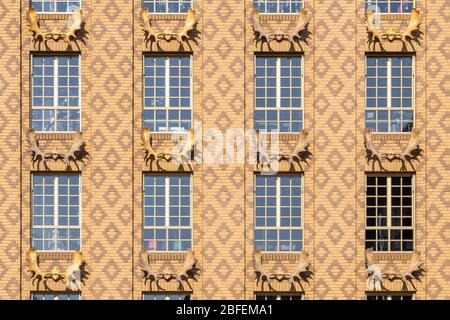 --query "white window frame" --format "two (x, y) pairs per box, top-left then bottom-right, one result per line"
(365, 0), (415, 14)
(254, 0), (305, 15)
(142, 175), (193, 253)
(366, 293), (415, 300)
(31, 174), (82, 253)
(254, 56), (304, 134)
(142, 293), (191, 300)
(142, 0), (193, 14)
(143, 55), (193, 133)
(254, 175), (304, 253)
(255, 293), (304, 300)
(31, 0), (82, 14)
(31, 292), (82, 300)
(365, 55), (415, 134)
(365, 174), (415, 253)
(31, 55), (82, 133)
